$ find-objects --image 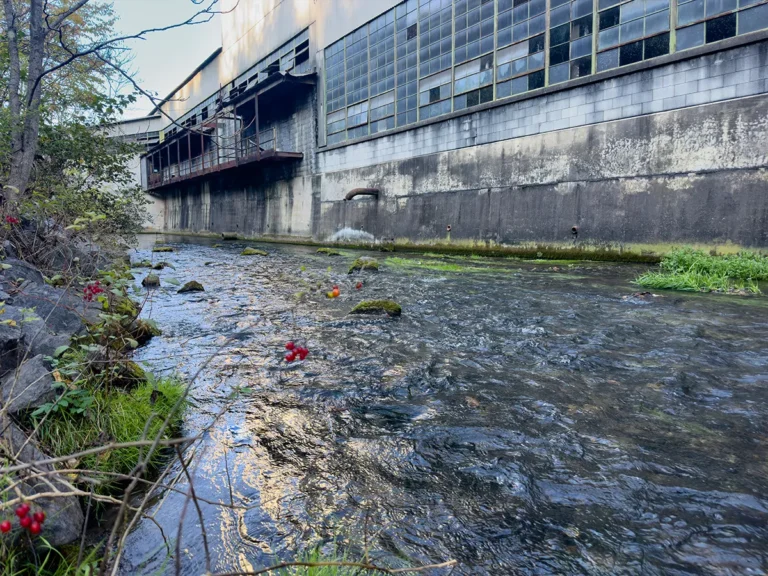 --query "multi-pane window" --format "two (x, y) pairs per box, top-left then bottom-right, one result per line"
(497, 0), (546, 49)
(676, 0), (768, 50)
(597, 0), (670, 72)
(369, 11), (396, 97)
(455, 0), (496, 65)
(323, 0), (768, 146)
(454, 53), (495, 109)
(496, 34), (545, 96)
(396, 0), (419, 126)
(549, 0), (594, 84)
(420, 0), (453, 77)
(419, 69), (453, 118)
